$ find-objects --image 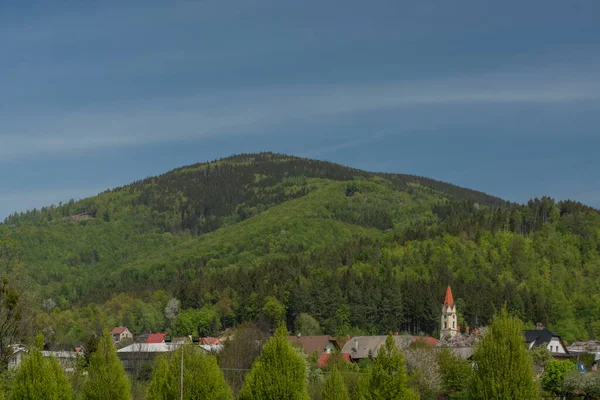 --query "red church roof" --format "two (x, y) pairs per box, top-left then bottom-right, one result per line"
(146, 333), (167, 344)
(444, 286), (454, 307)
